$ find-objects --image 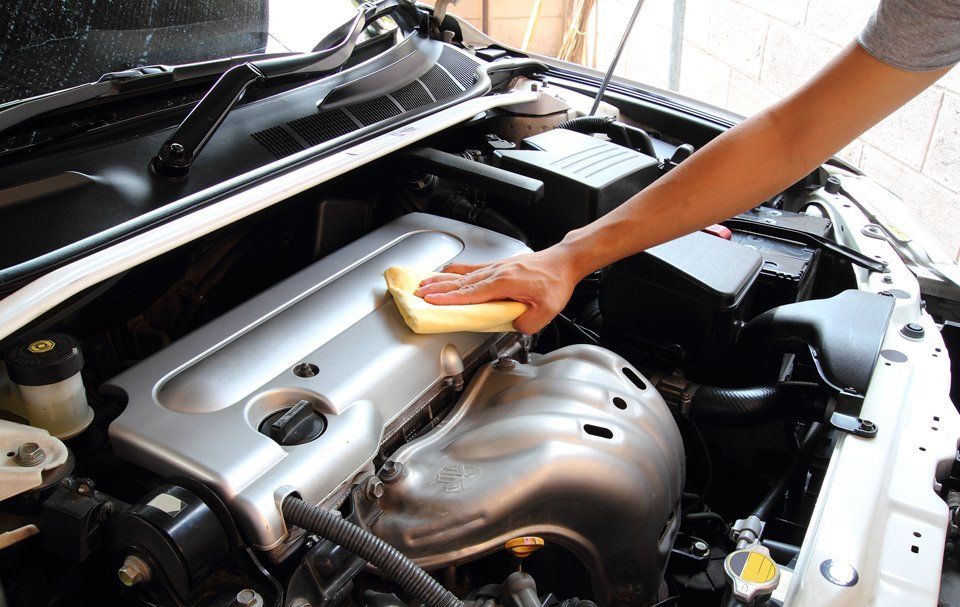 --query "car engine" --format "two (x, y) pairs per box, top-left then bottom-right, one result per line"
(0, 49), (914, 607)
